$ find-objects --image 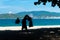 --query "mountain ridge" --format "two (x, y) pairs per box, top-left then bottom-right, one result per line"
(0, 11), (60, 19)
